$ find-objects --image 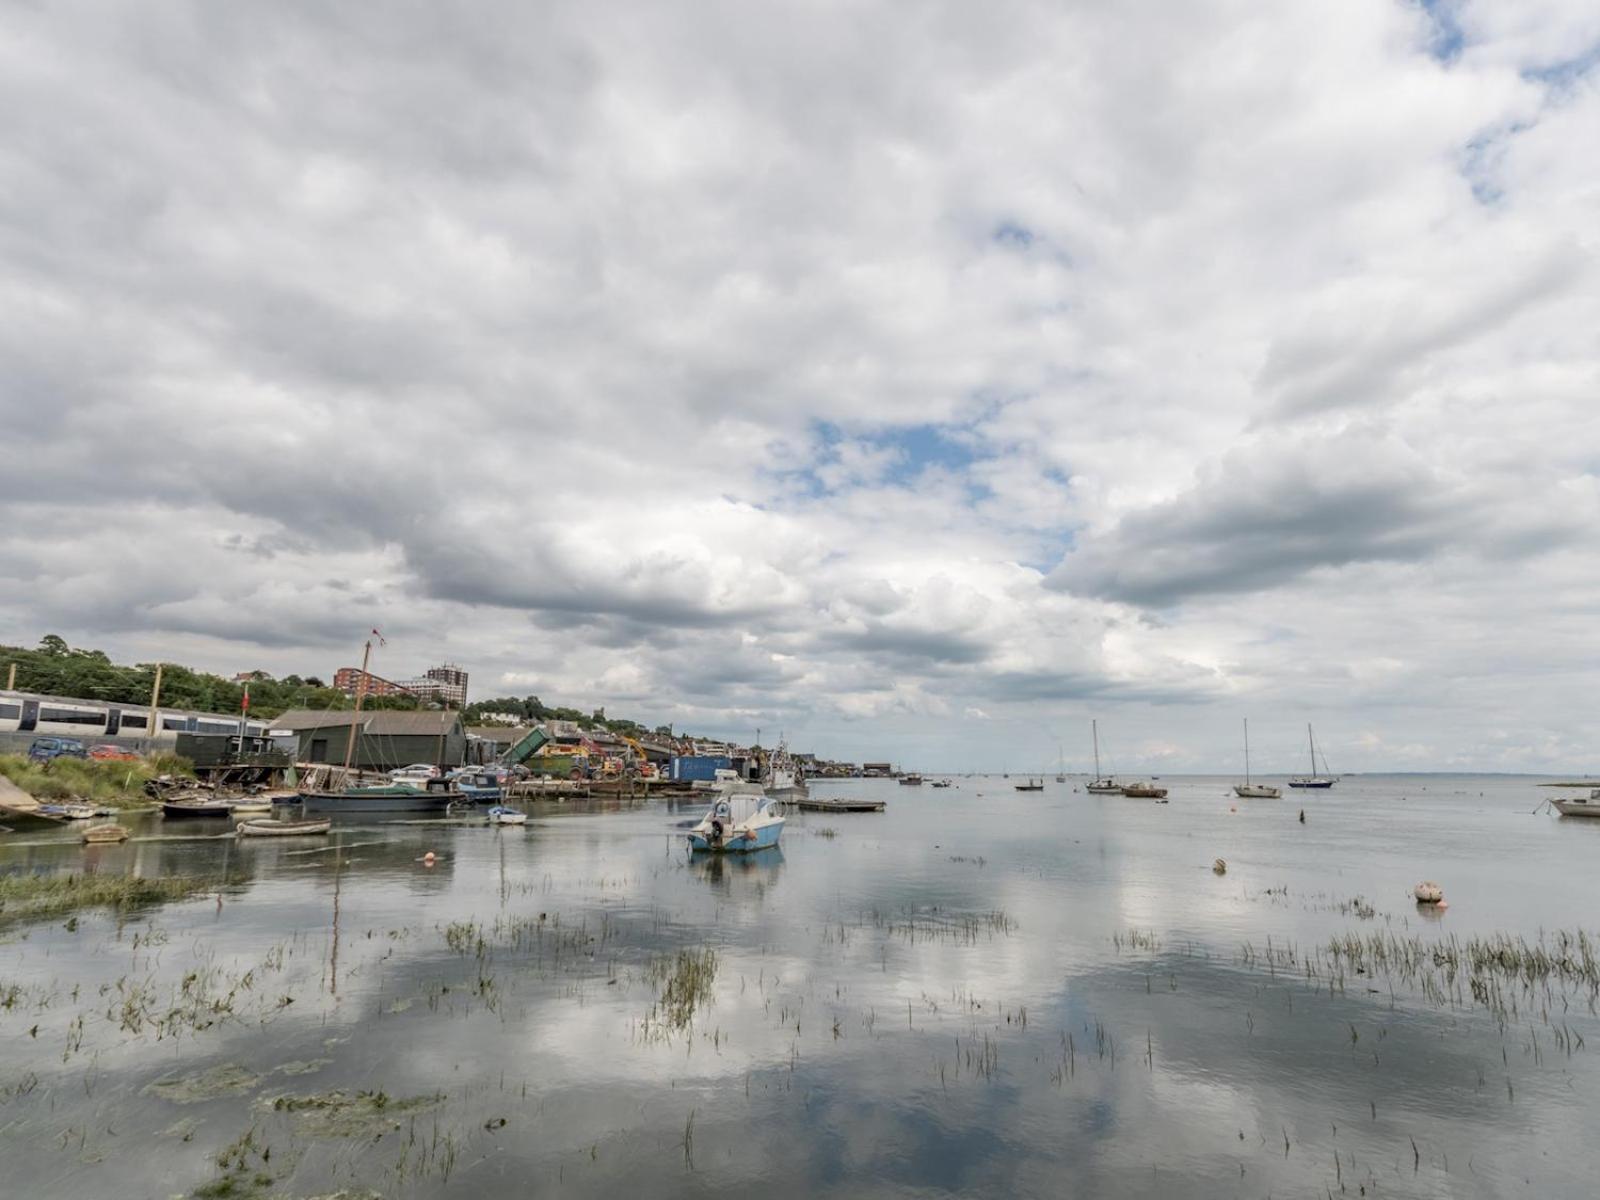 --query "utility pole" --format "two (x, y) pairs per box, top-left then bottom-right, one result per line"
(147, 663), (164, 739)
(5, 663), (14, 691)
